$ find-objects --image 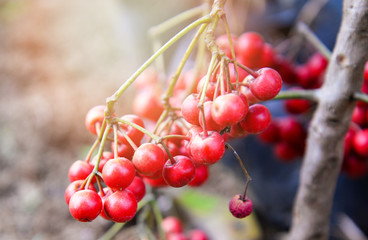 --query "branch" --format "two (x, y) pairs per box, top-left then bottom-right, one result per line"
(288, 0), (368, 239)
